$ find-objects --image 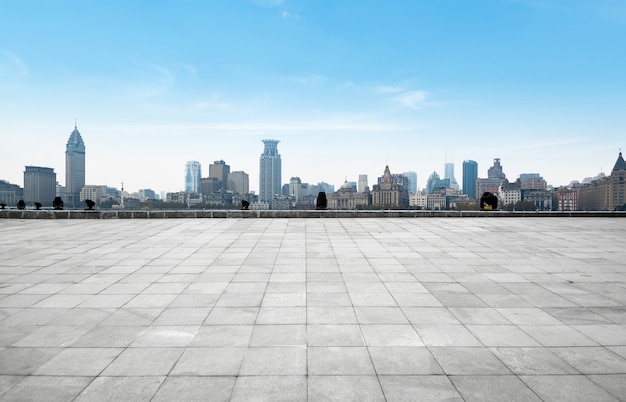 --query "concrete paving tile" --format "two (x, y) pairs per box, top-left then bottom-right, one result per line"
(392, 293), (443, 307)
(520, 375), (619, 402)
(101, 347), (183, 376)
(608, 346), (626, 359)
(30, 294), (91, 308)
(350, 292), (398, 306)
(592, 307), (626, 324)
(307, 292), (352, 306)
(449, 307), (512, 324)
(169, 293), (220, 308)
(587, 374), (626, 401)
(491, 347), (579, 374)
(152, 307), (210, 325)
(171, 347), (246, 375)
(496, 307), (564, 325)
(307, 281), (347, 293)
(308, 375), (385, 402)
(124, 294), (178, 308)
(354, 307), (409, 324)
(450, 375), (541, 402)
(467, 325), (541, 347)
(261, 292), (306, 307)
(360, 324), (424, 346)
(256, 306), (306, 324)
(415, 324), (482, 346)
(0, 307), (67, 326)
(543, 307), (613, 325)
(191, 325), (254, 347)
(0, 347), (62, 375)
(130, 325), (198, 347)
(72, 325), (145, 347)
(231, 376), (307, 402)
(204, 307), (259, 325)
(0, 375), (93, 402)
(379, 375), (462, 401)
(74, 376), (164, 402)
(79, 294), (137, 308)
(307, 307), (358, 324)
(307, 324), (365, 346)
(240, 346), (307, 375)
(520, 325), (598, 347)
(100, 308), (163, 326)
(550, 347), (626, 374)
(429, 347), (512, 375)
(369, 346), (443, 374)
(33, 347), (122, 376)
(12, 325), (92, 347)
(402, 307), (461, 324)
(572, 324), (626, 345)
(152, 376), (236, 402)
(48, 308), (113, 326)
(250, 324), (306, 346)
(308, 346), (375, 375)
(215, 293), (264, 307)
